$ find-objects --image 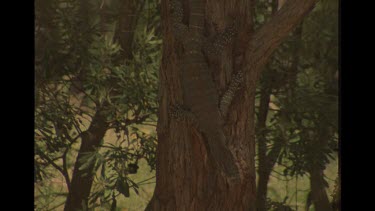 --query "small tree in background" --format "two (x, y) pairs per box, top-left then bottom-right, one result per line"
(254, 0), (338, 210)
(35, 0), (161, 210)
